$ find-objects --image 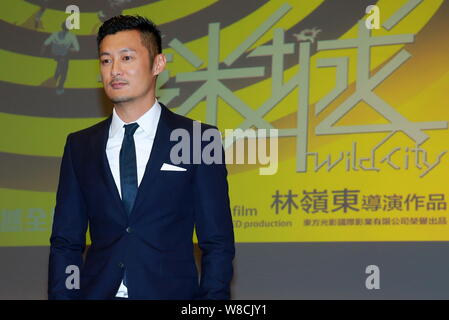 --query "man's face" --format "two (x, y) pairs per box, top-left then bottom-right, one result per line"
(99, 29), (159, 105)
